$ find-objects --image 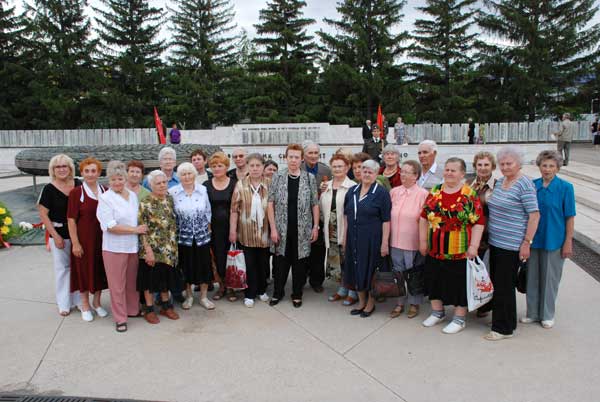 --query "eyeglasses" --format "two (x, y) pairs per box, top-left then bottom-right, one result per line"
(233, 155), (245, 159)
(54, 165), (69, 169)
